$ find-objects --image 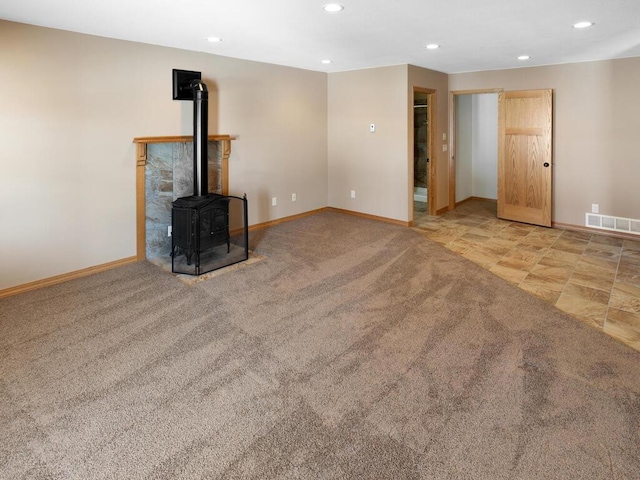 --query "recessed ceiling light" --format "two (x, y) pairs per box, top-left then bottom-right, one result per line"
(573, 21), (594, 29)
(517, 55), (531, 60)
(323, 4), (344, 12)
(321, 59), (332, 64)
(206, 37), (222, 43)
(426, 44), (439, 50)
